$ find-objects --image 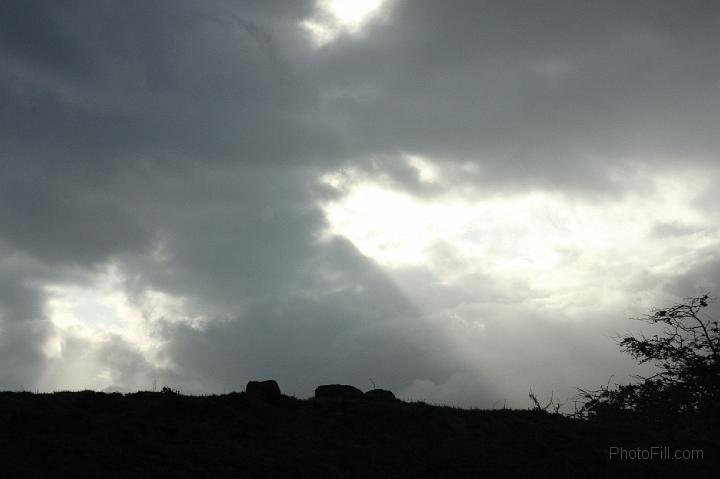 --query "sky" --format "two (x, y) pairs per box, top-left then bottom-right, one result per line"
(1, 0), (719, 407)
